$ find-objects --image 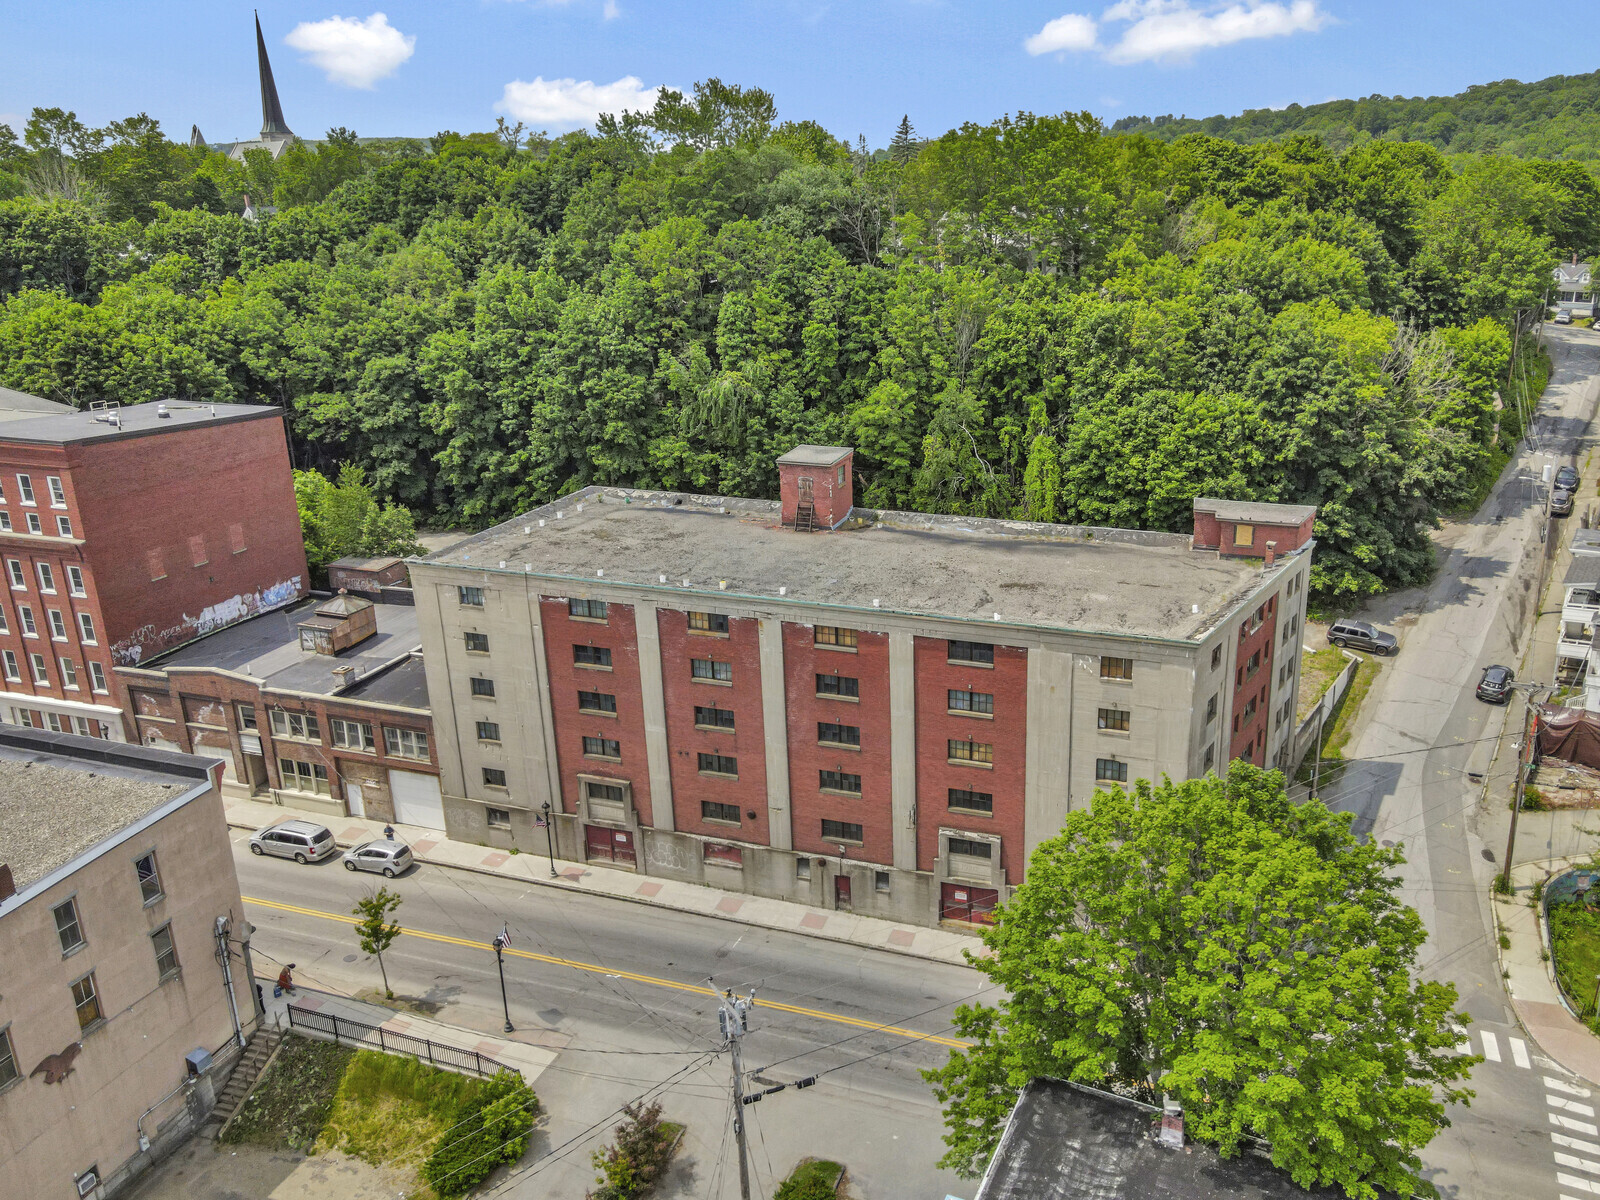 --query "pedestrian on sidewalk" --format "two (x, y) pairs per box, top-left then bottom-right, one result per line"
(277, 963), (296, 995)
(383, 823), (396, 842)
